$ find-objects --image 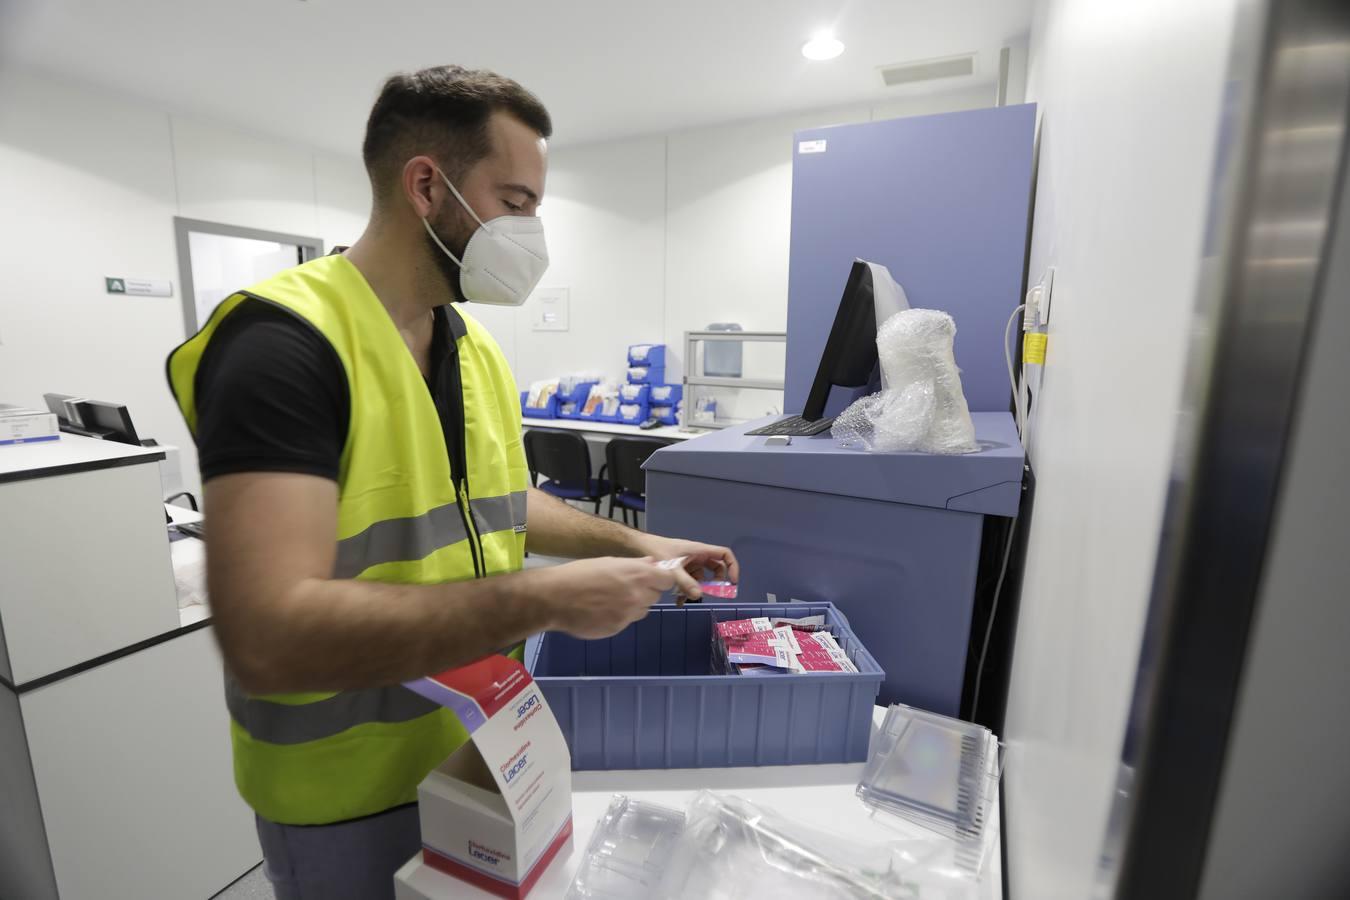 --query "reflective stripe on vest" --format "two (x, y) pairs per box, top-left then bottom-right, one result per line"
(166, 255), (530, 825)
(225, 677), (441, 745)
(333, 491), (528, 579)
